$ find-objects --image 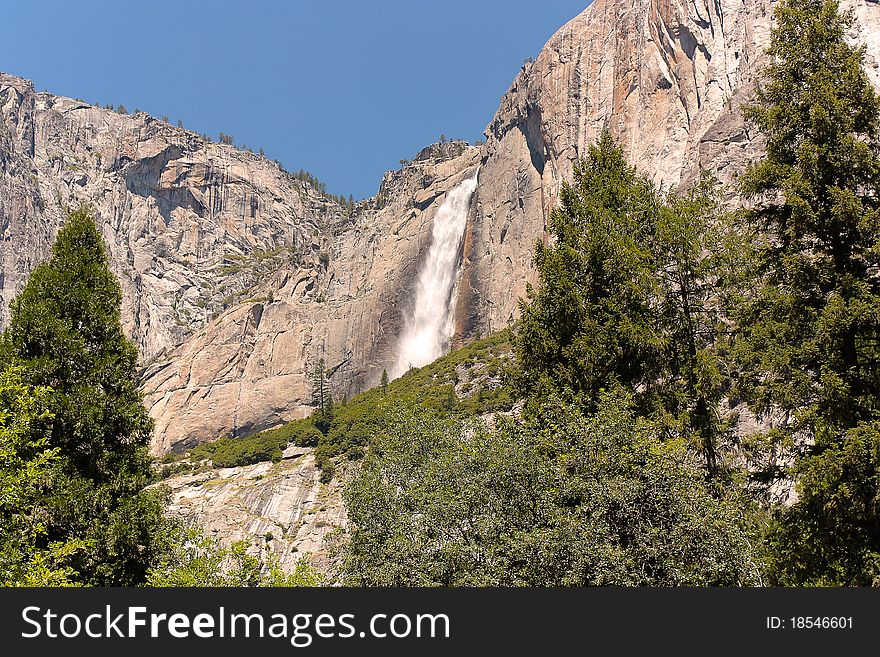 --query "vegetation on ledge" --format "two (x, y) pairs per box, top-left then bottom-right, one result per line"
(162, 330), (515, 481)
